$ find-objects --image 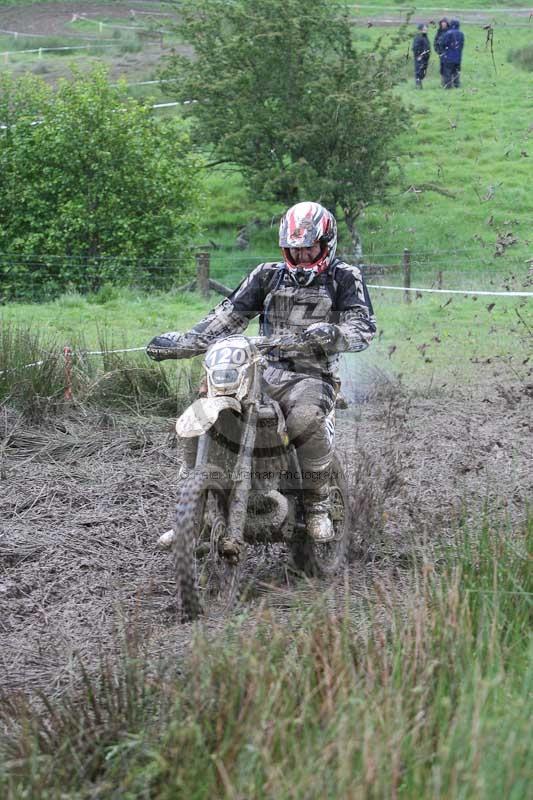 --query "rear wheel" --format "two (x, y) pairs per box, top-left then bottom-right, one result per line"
(173, 465), (241, 621)
(289, 454), (350, 578)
